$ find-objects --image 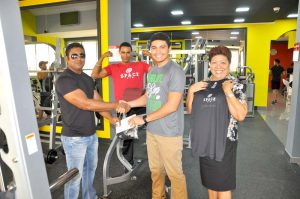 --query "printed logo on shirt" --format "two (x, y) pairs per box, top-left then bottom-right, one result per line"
(120, 67), (139, 79)
(203, 93), (216, 103)
(211, 82), (217, 89)
(146, 74), (164, 111)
